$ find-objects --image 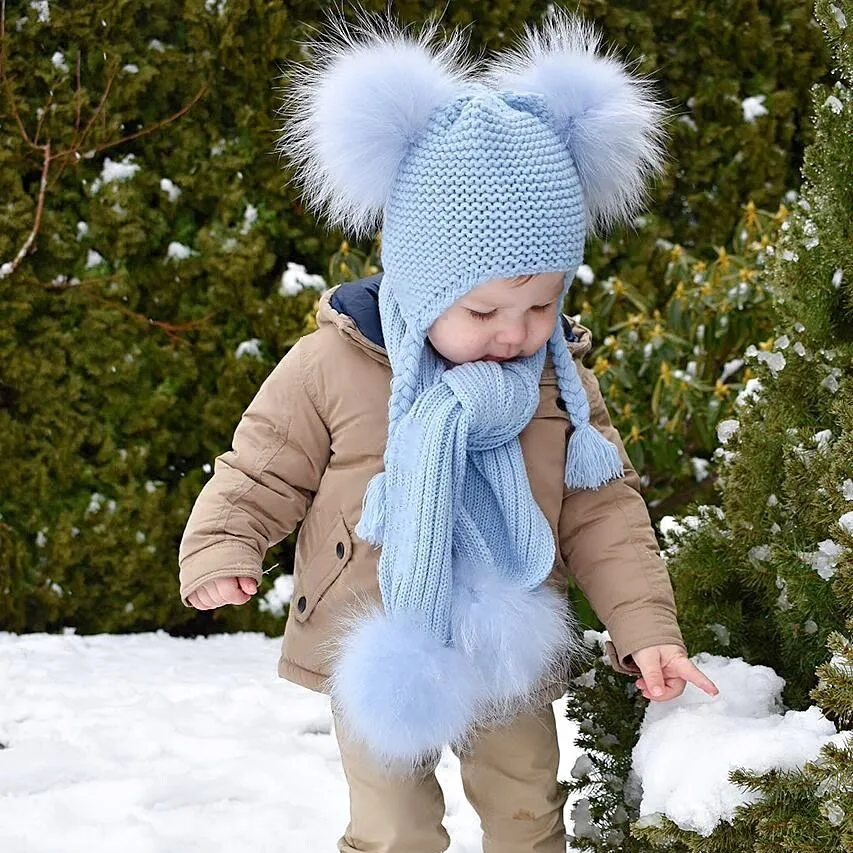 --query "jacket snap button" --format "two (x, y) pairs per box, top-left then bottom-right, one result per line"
(556, 397), (567, 411)
(335, 541), (345, 559)
(296, 595), (307, 613)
